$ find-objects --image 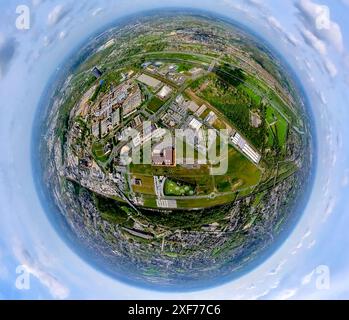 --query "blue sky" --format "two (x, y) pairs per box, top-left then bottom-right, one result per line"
(0, 0), (349, 299)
